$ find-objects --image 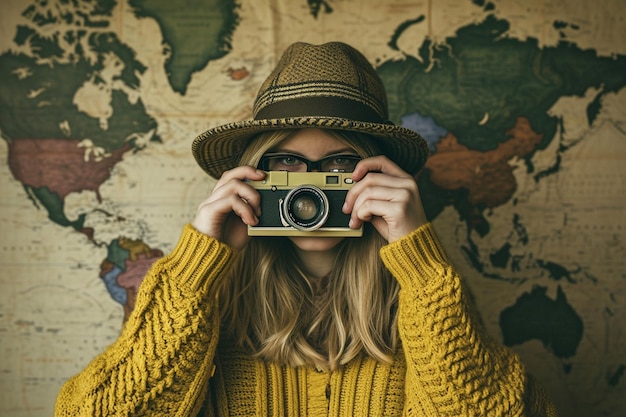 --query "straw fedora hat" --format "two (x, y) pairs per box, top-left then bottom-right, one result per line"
(192, 41), (429, 178)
